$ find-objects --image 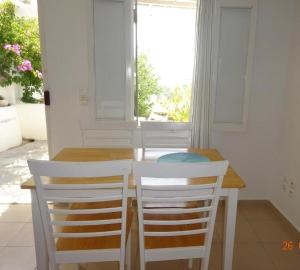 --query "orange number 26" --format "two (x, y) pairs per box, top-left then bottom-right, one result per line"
(282, 241), (294, 251)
